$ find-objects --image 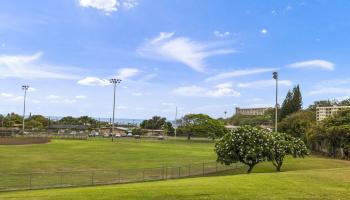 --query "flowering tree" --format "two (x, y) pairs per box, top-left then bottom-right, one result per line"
(268, 133), (308, 172)
(215, 126), (271, 173)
